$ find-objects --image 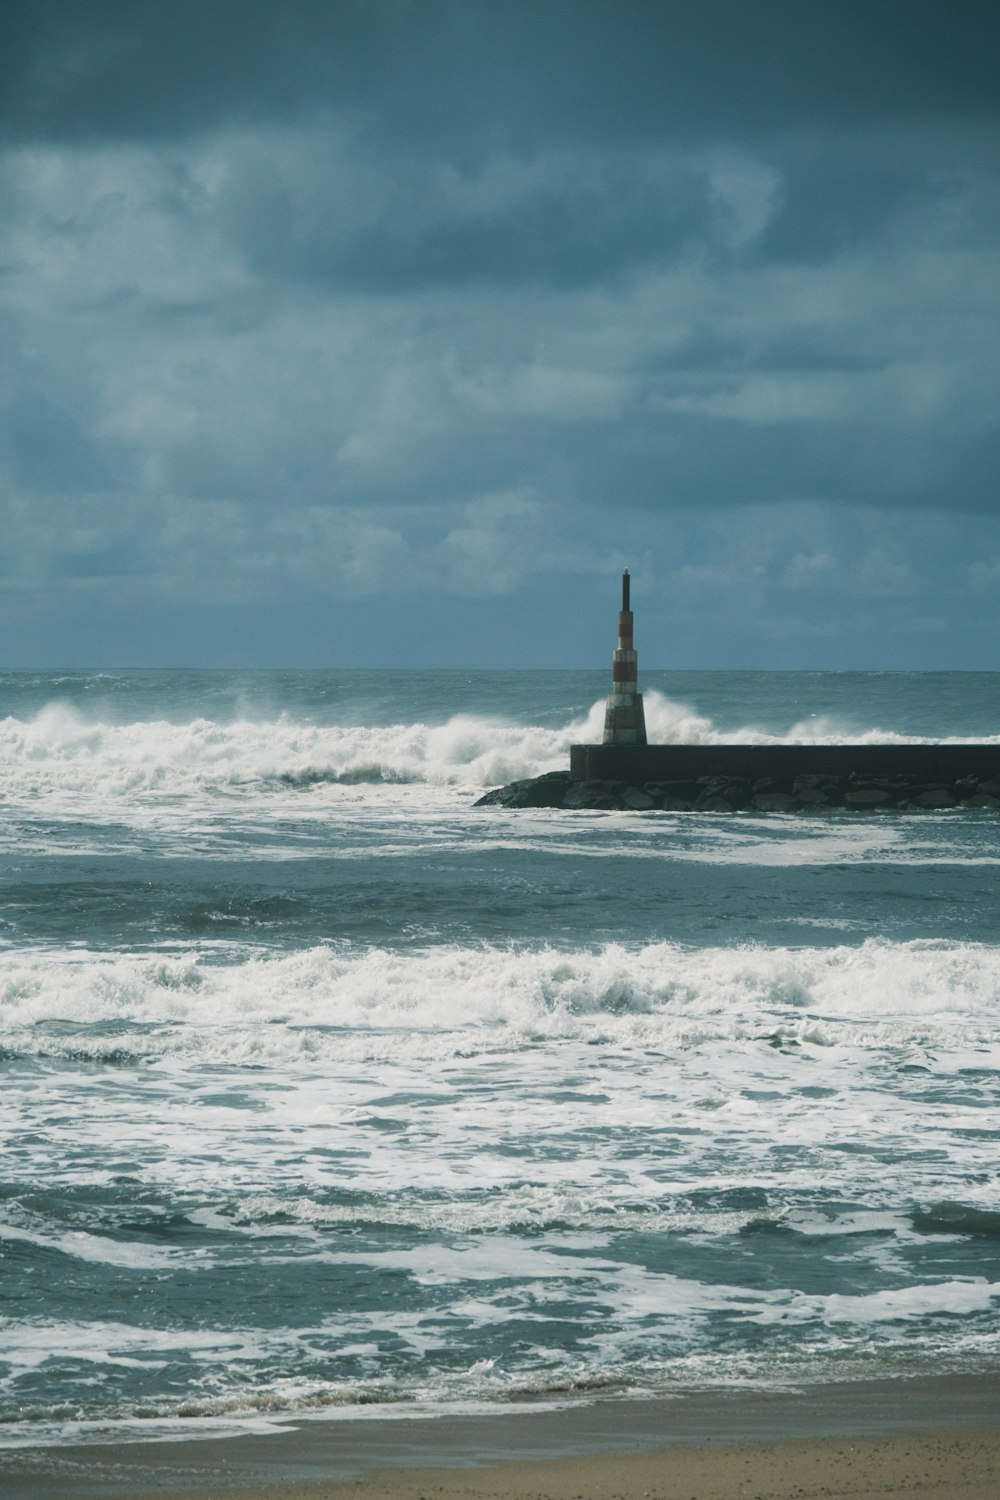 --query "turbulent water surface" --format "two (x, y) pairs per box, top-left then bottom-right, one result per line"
(1, 668), (999, 1446)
